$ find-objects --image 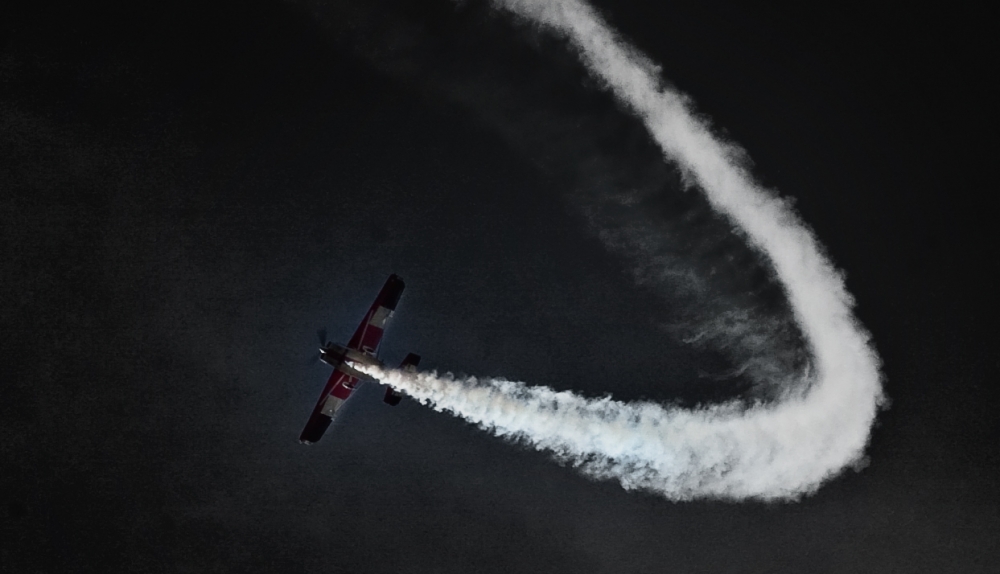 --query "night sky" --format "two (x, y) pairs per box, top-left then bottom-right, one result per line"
(2, 1), (996, 572)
